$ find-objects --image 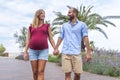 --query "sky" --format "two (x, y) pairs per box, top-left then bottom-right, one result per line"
(0, 0), (120, 55)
